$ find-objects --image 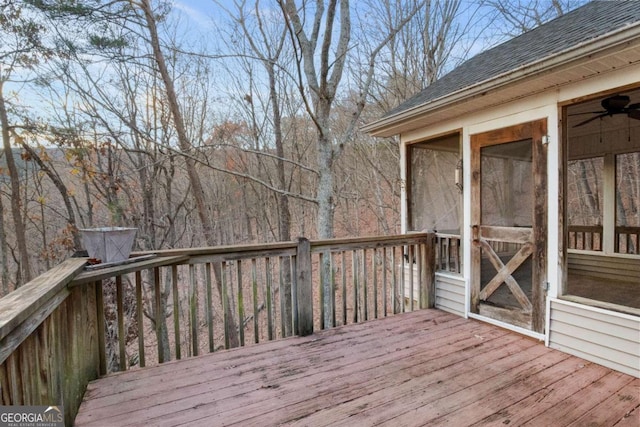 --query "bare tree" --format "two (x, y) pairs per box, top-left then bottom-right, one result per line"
(487, 0), (587, 38)
(134, 0), (242, 348)
(279, 0), (422, 325)
(0, 0), (57, 284)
